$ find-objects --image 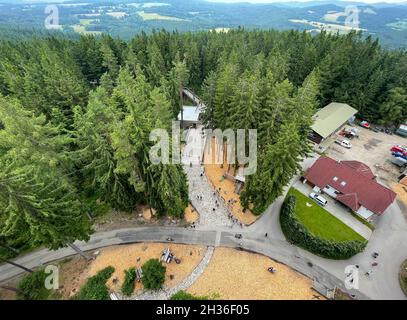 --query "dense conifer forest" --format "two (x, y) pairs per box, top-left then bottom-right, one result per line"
(0, 29), (406, 257)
